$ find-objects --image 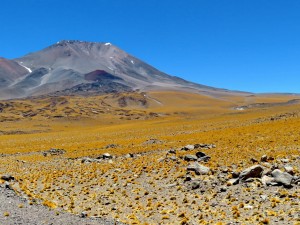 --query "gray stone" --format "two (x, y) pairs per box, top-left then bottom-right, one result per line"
(125, 153), (134, 158)
(182, 145), (195, 151)
(187, 162), (210, 175)
(169, 156), (177, 161)
(197, 156), (211, 162)
(80, 211), (88, 218)
(239, 165), (264, 181)
(227, 178), (239, 185)
(261, 175), (276, 186)
(281, 158), (289, 163)
(184, 155), (198, 161)
(189, 180), (201, 190)
(271, 169), (293, 187)
(283, 165), (294, 175)
(260, 195), (268, 201)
